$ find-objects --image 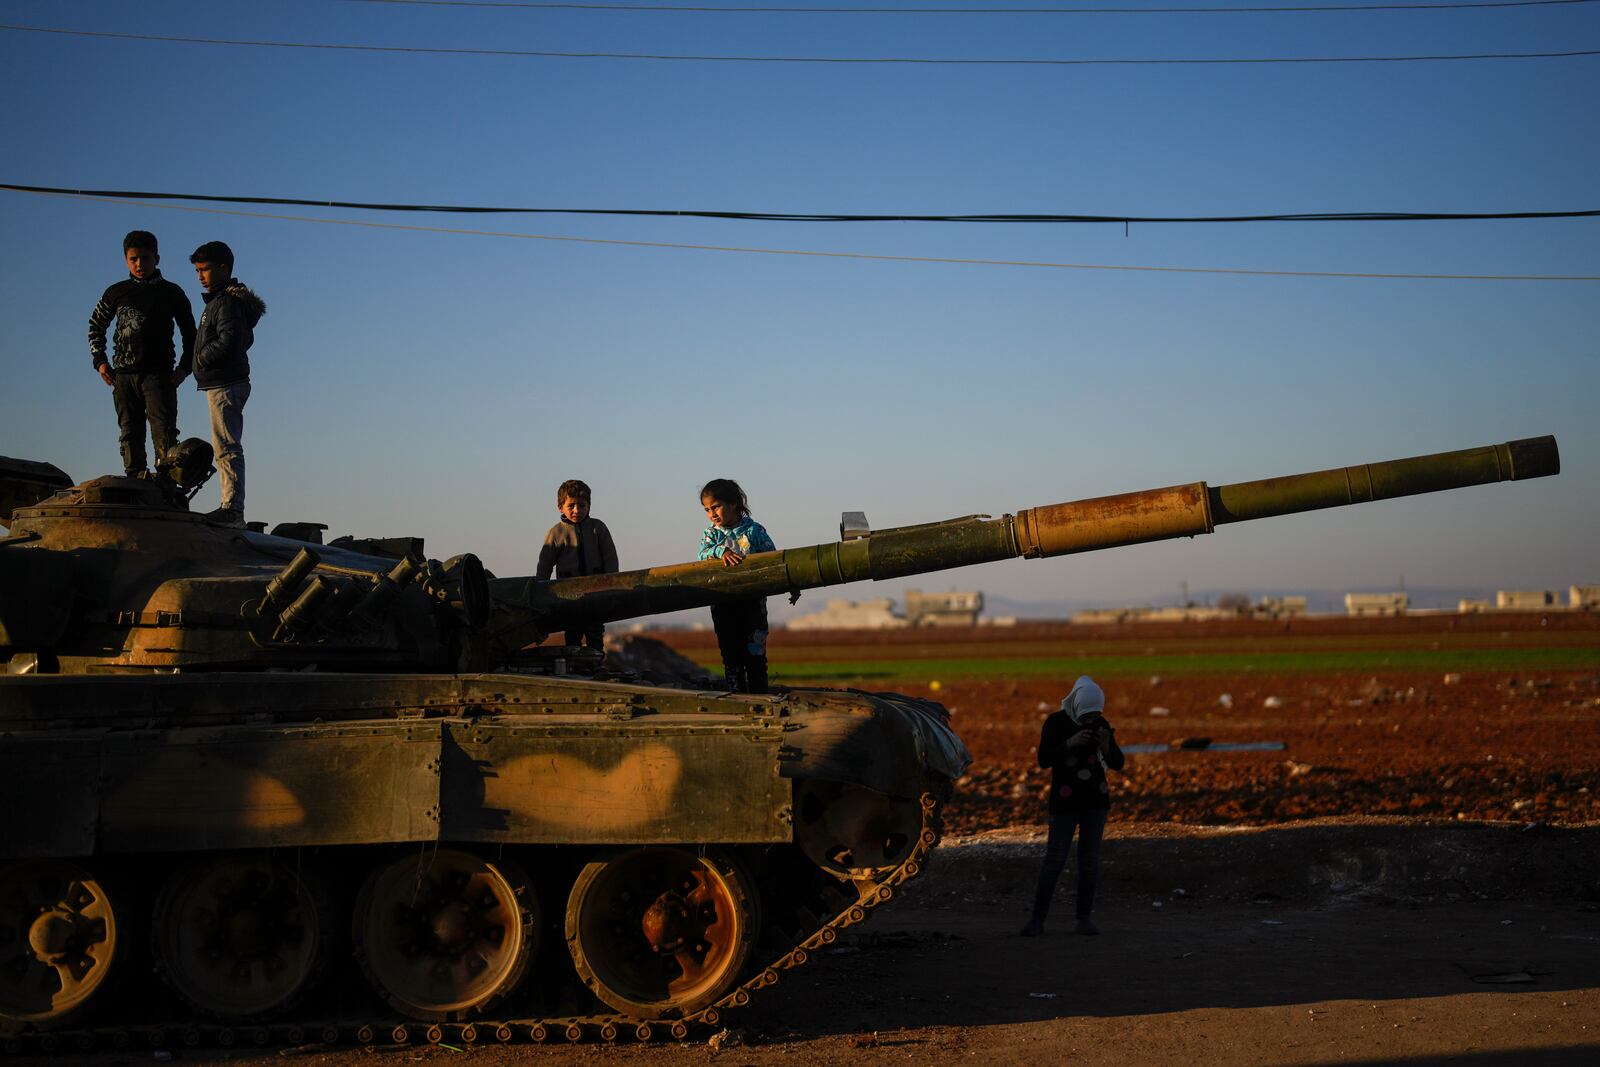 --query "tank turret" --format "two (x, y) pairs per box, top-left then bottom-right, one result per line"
(0, 435), (1559, 1039)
